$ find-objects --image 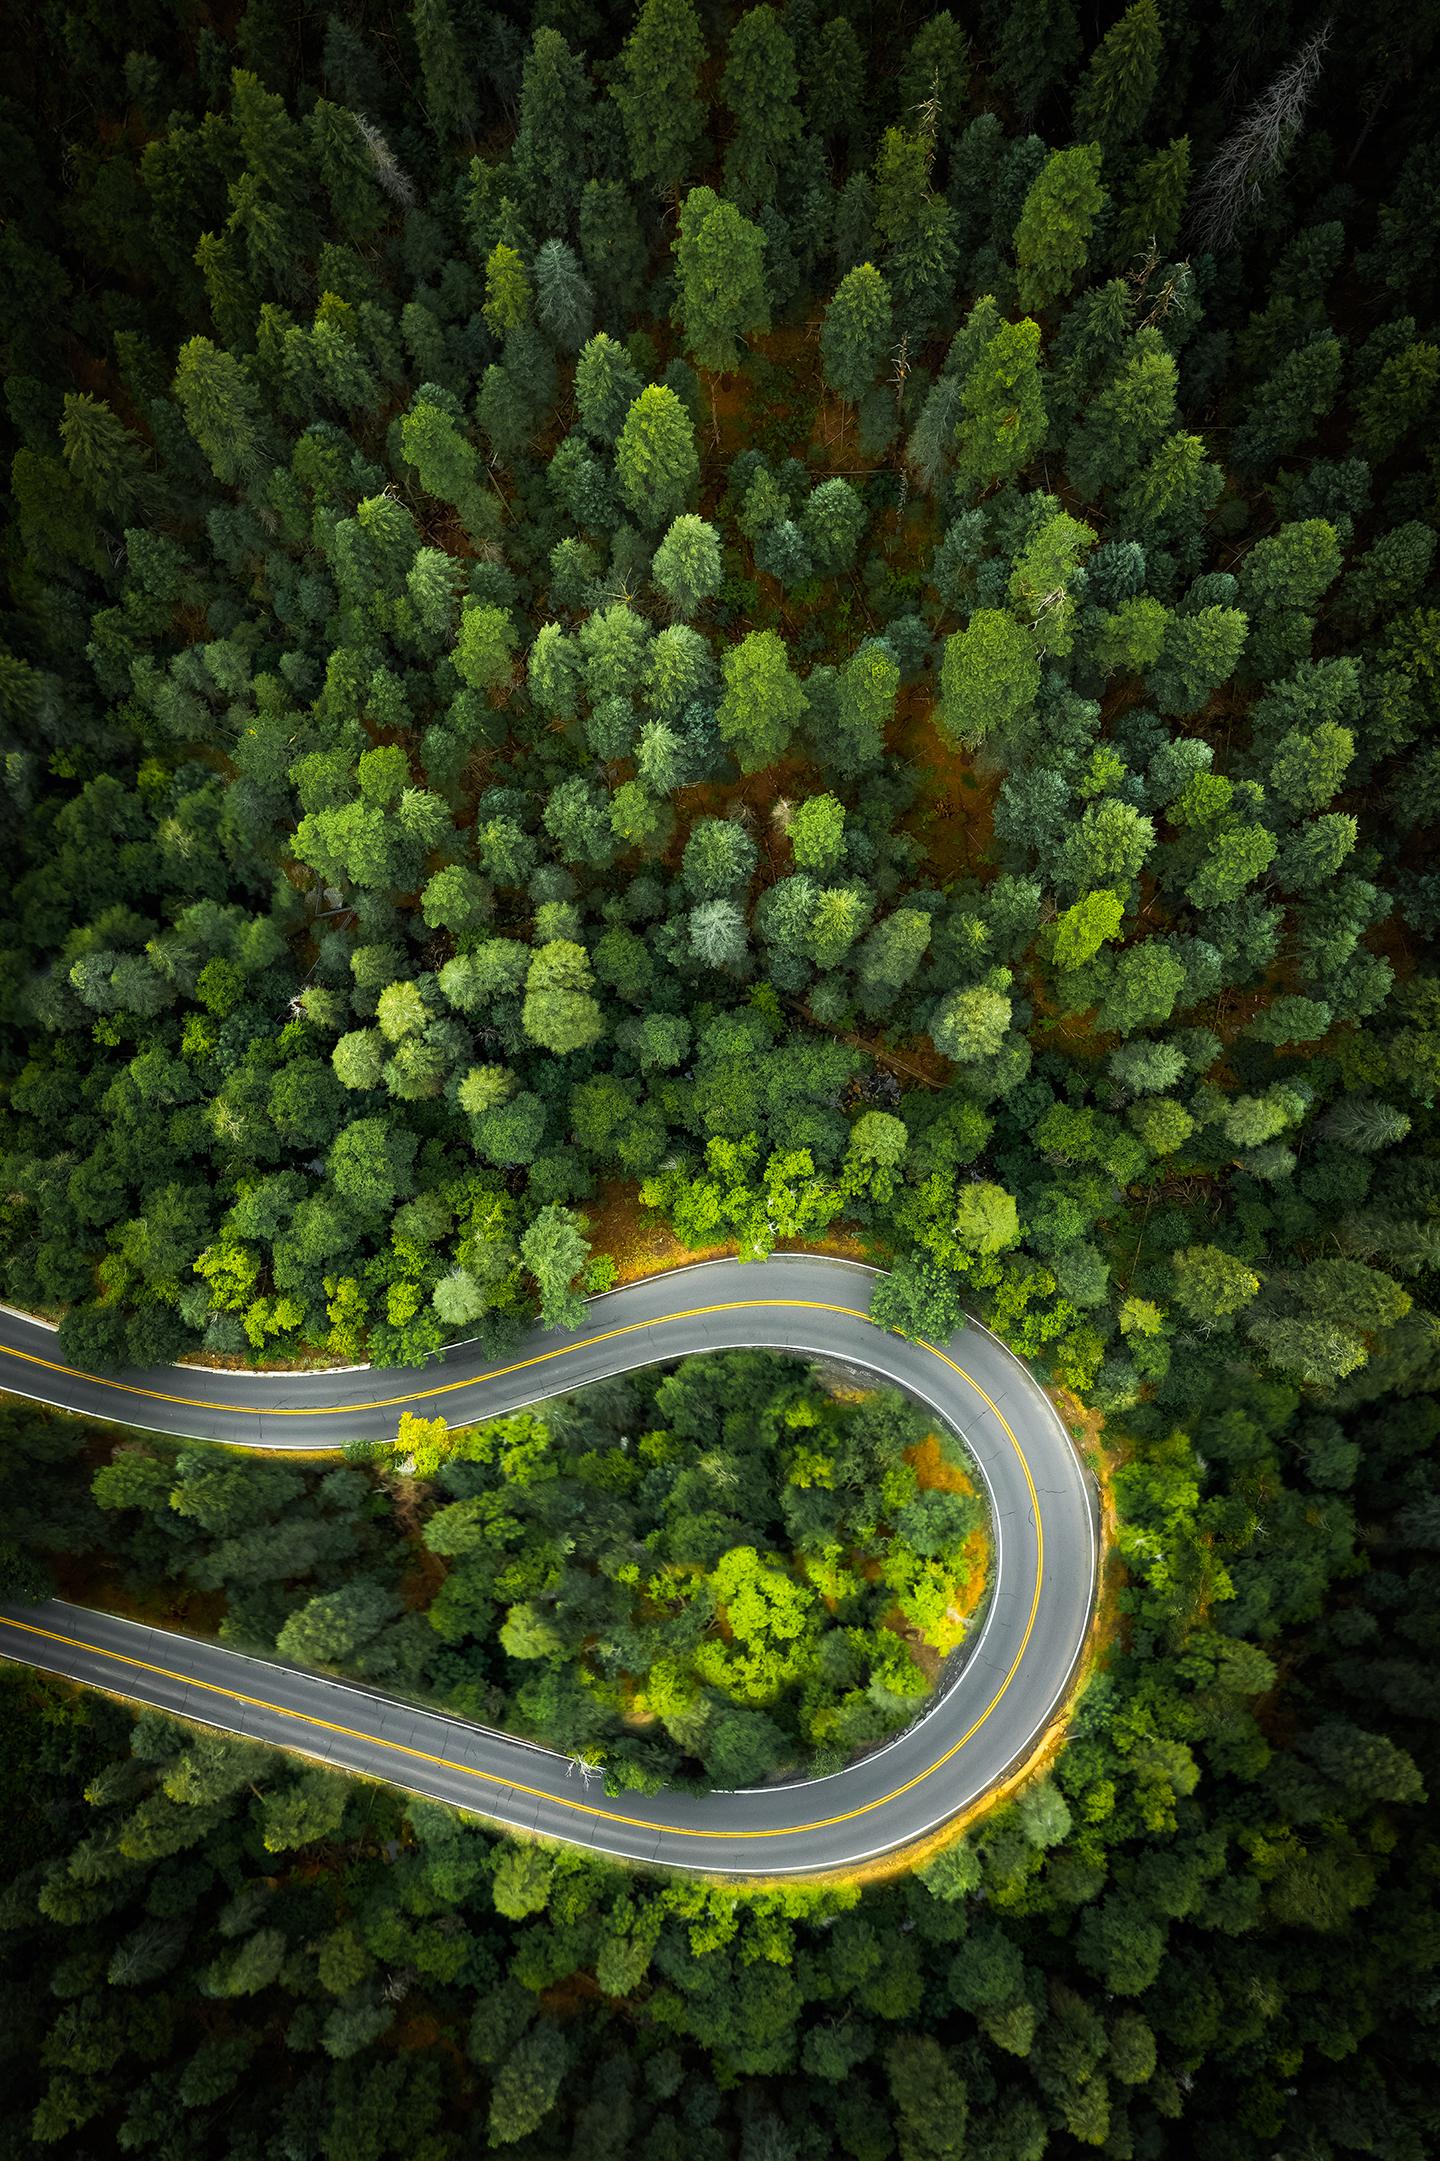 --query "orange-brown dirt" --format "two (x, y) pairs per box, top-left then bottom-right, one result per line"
(582, 1180), (872, 1287)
